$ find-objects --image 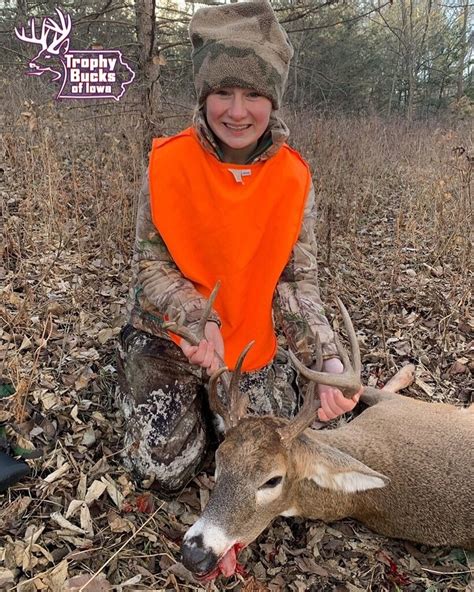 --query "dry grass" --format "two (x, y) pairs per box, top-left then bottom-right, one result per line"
(1, 77), (473, 591)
